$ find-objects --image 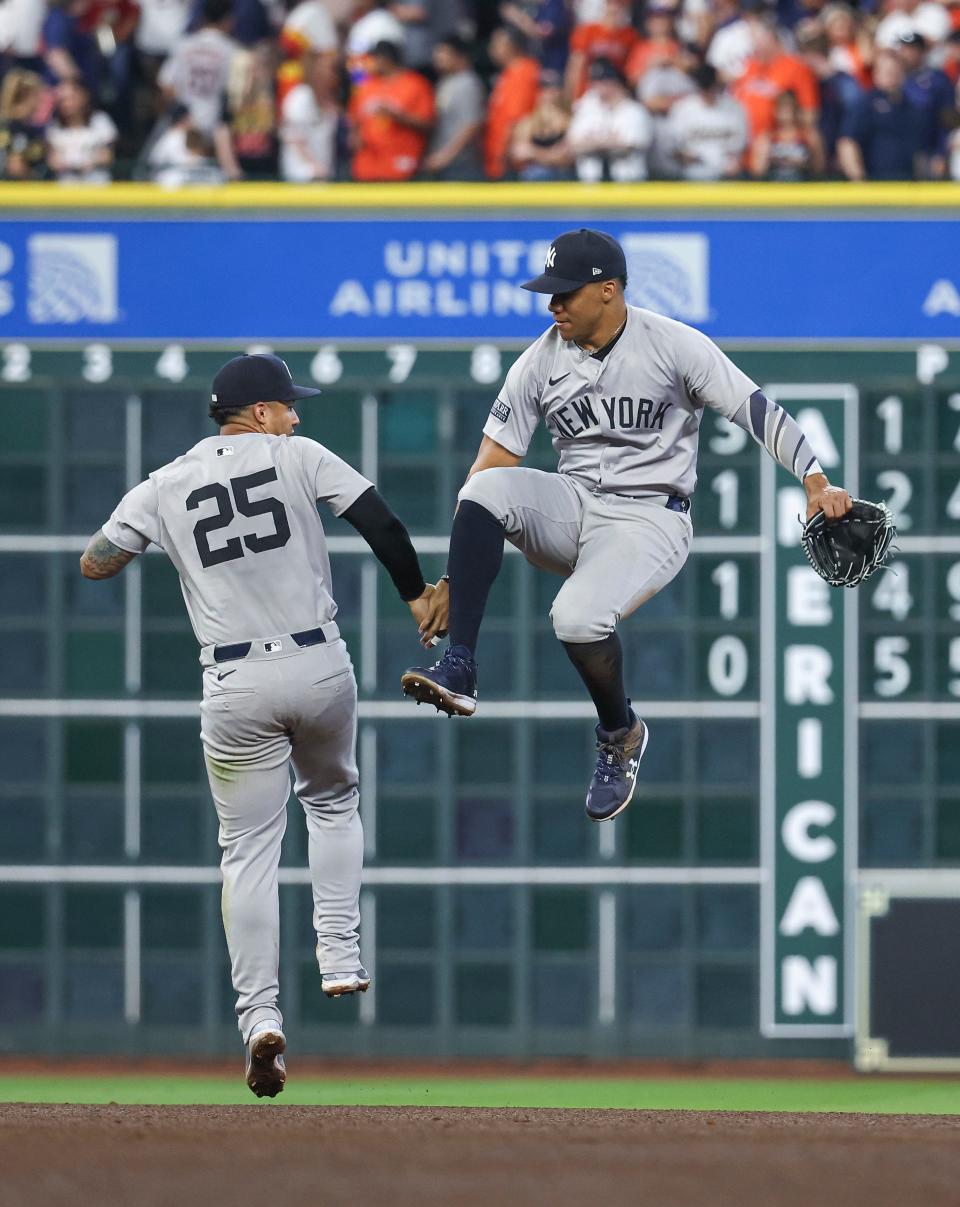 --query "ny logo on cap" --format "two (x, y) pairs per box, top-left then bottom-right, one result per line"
(545, 245), (556, 268)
